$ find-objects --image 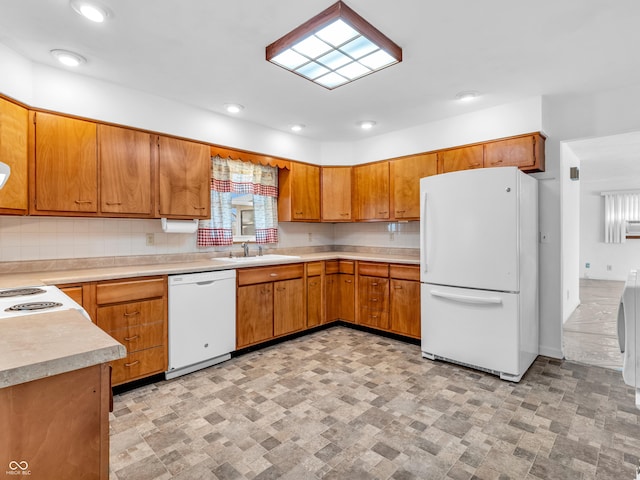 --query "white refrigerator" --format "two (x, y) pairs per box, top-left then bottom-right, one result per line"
(420, 167), (538, 382)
